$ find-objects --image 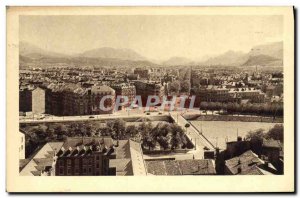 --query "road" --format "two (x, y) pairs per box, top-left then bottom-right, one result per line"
(169, 112), (215, 159)
(20, 108), (216, 159)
